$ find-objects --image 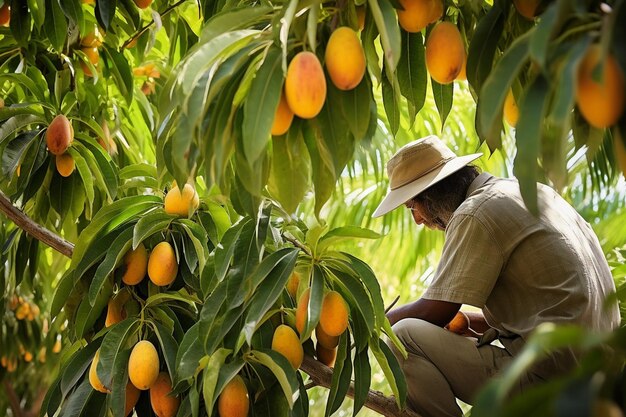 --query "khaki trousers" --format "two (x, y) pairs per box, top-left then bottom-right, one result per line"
(388, 319), (533, 417)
